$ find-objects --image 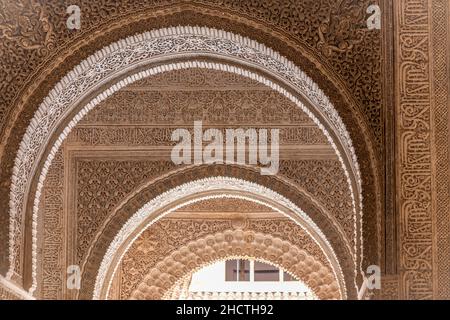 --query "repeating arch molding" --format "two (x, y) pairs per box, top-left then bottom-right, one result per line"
(129, 231), (341, 300)
(77, 164), (357, 300)
(6, 26), (364, 295)
(92, 176), (351, 300)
